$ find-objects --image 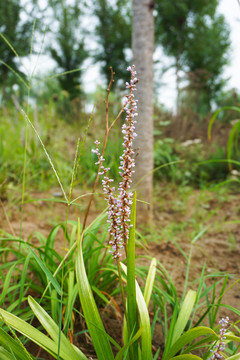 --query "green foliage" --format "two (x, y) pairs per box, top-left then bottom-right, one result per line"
(215, 89), (240, 123)
(0, 0), (37, 101)
(154, 138), (179, 181)
(154, 0), (230, 113)
(1, 214), (240, 359)
(0, 296), (87, 360)
(183, 14), (230, 114)
(155, 0), (218, 59)
(154, 138), (230, 187)
(1, 59), (240, 360)
(0, 107), (76, 190)
(48, 0), (88, 99)
(76, 220), (115, 360)
(208, 105), (240, 185)
(93, 0), (131, 86)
